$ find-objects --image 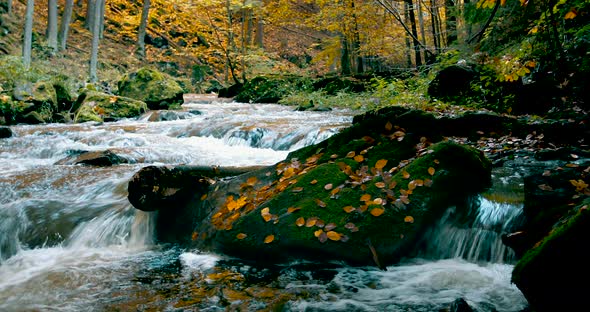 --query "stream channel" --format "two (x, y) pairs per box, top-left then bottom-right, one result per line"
(0, 98), (528, 311)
